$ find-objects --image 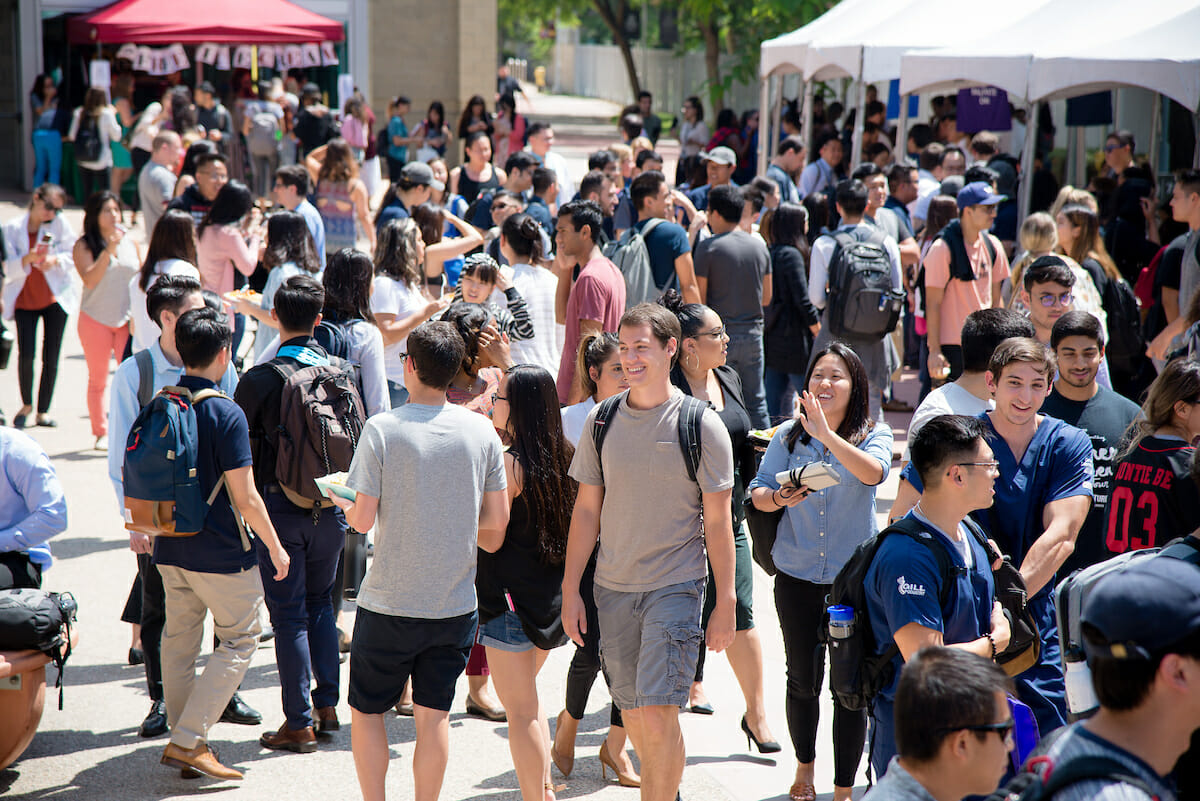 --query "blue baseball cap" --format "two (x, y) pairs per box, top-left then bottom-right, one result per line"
(956, 181), (1007, 211)
(1082, 556), (1200, 661)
